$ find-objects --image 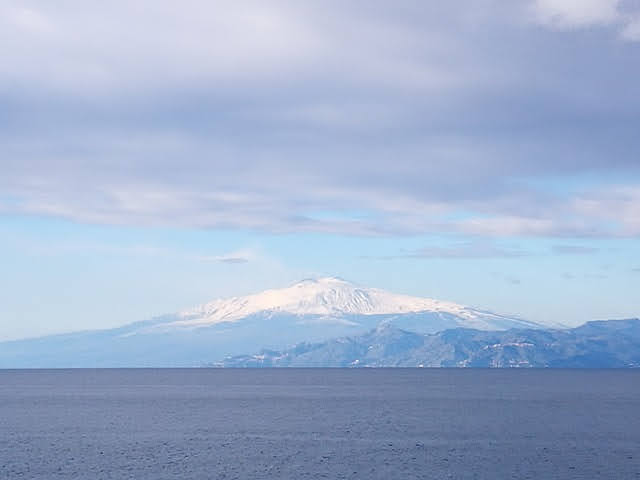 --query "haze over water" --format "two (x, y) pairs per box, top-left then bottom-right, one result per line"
(1, 369), (639, 479)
